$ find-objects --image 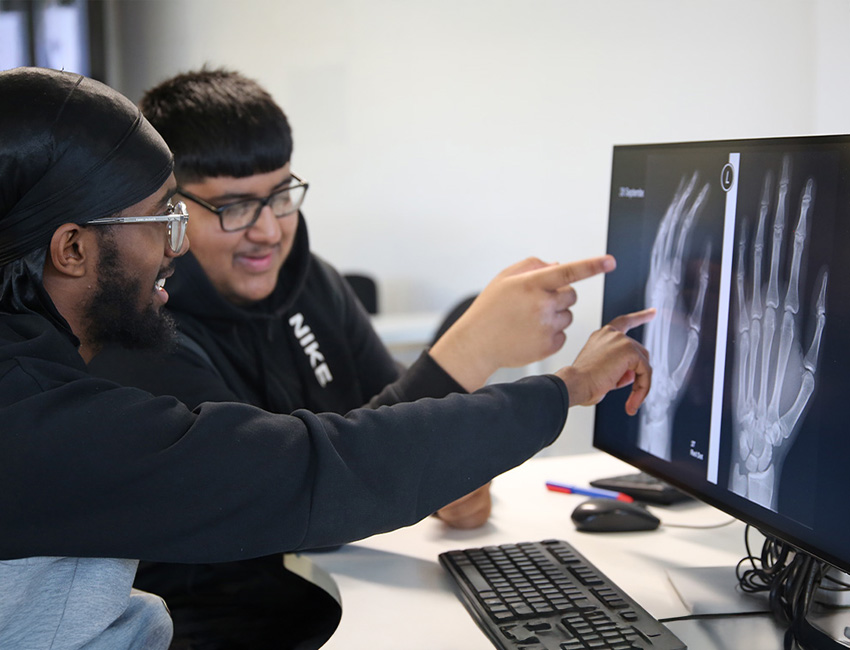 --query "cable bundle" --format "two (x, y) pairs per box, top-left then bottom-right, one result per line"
(736, 526), (848, 649)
